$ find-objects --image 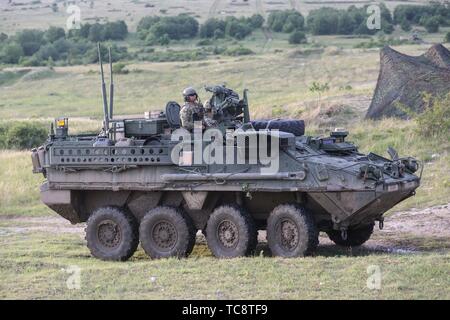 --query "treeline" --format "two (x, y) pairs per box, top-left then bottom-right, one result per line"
(306, 4), (394, 35)
(0, 21), (129, 66)
(394, 1), (450, 32)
